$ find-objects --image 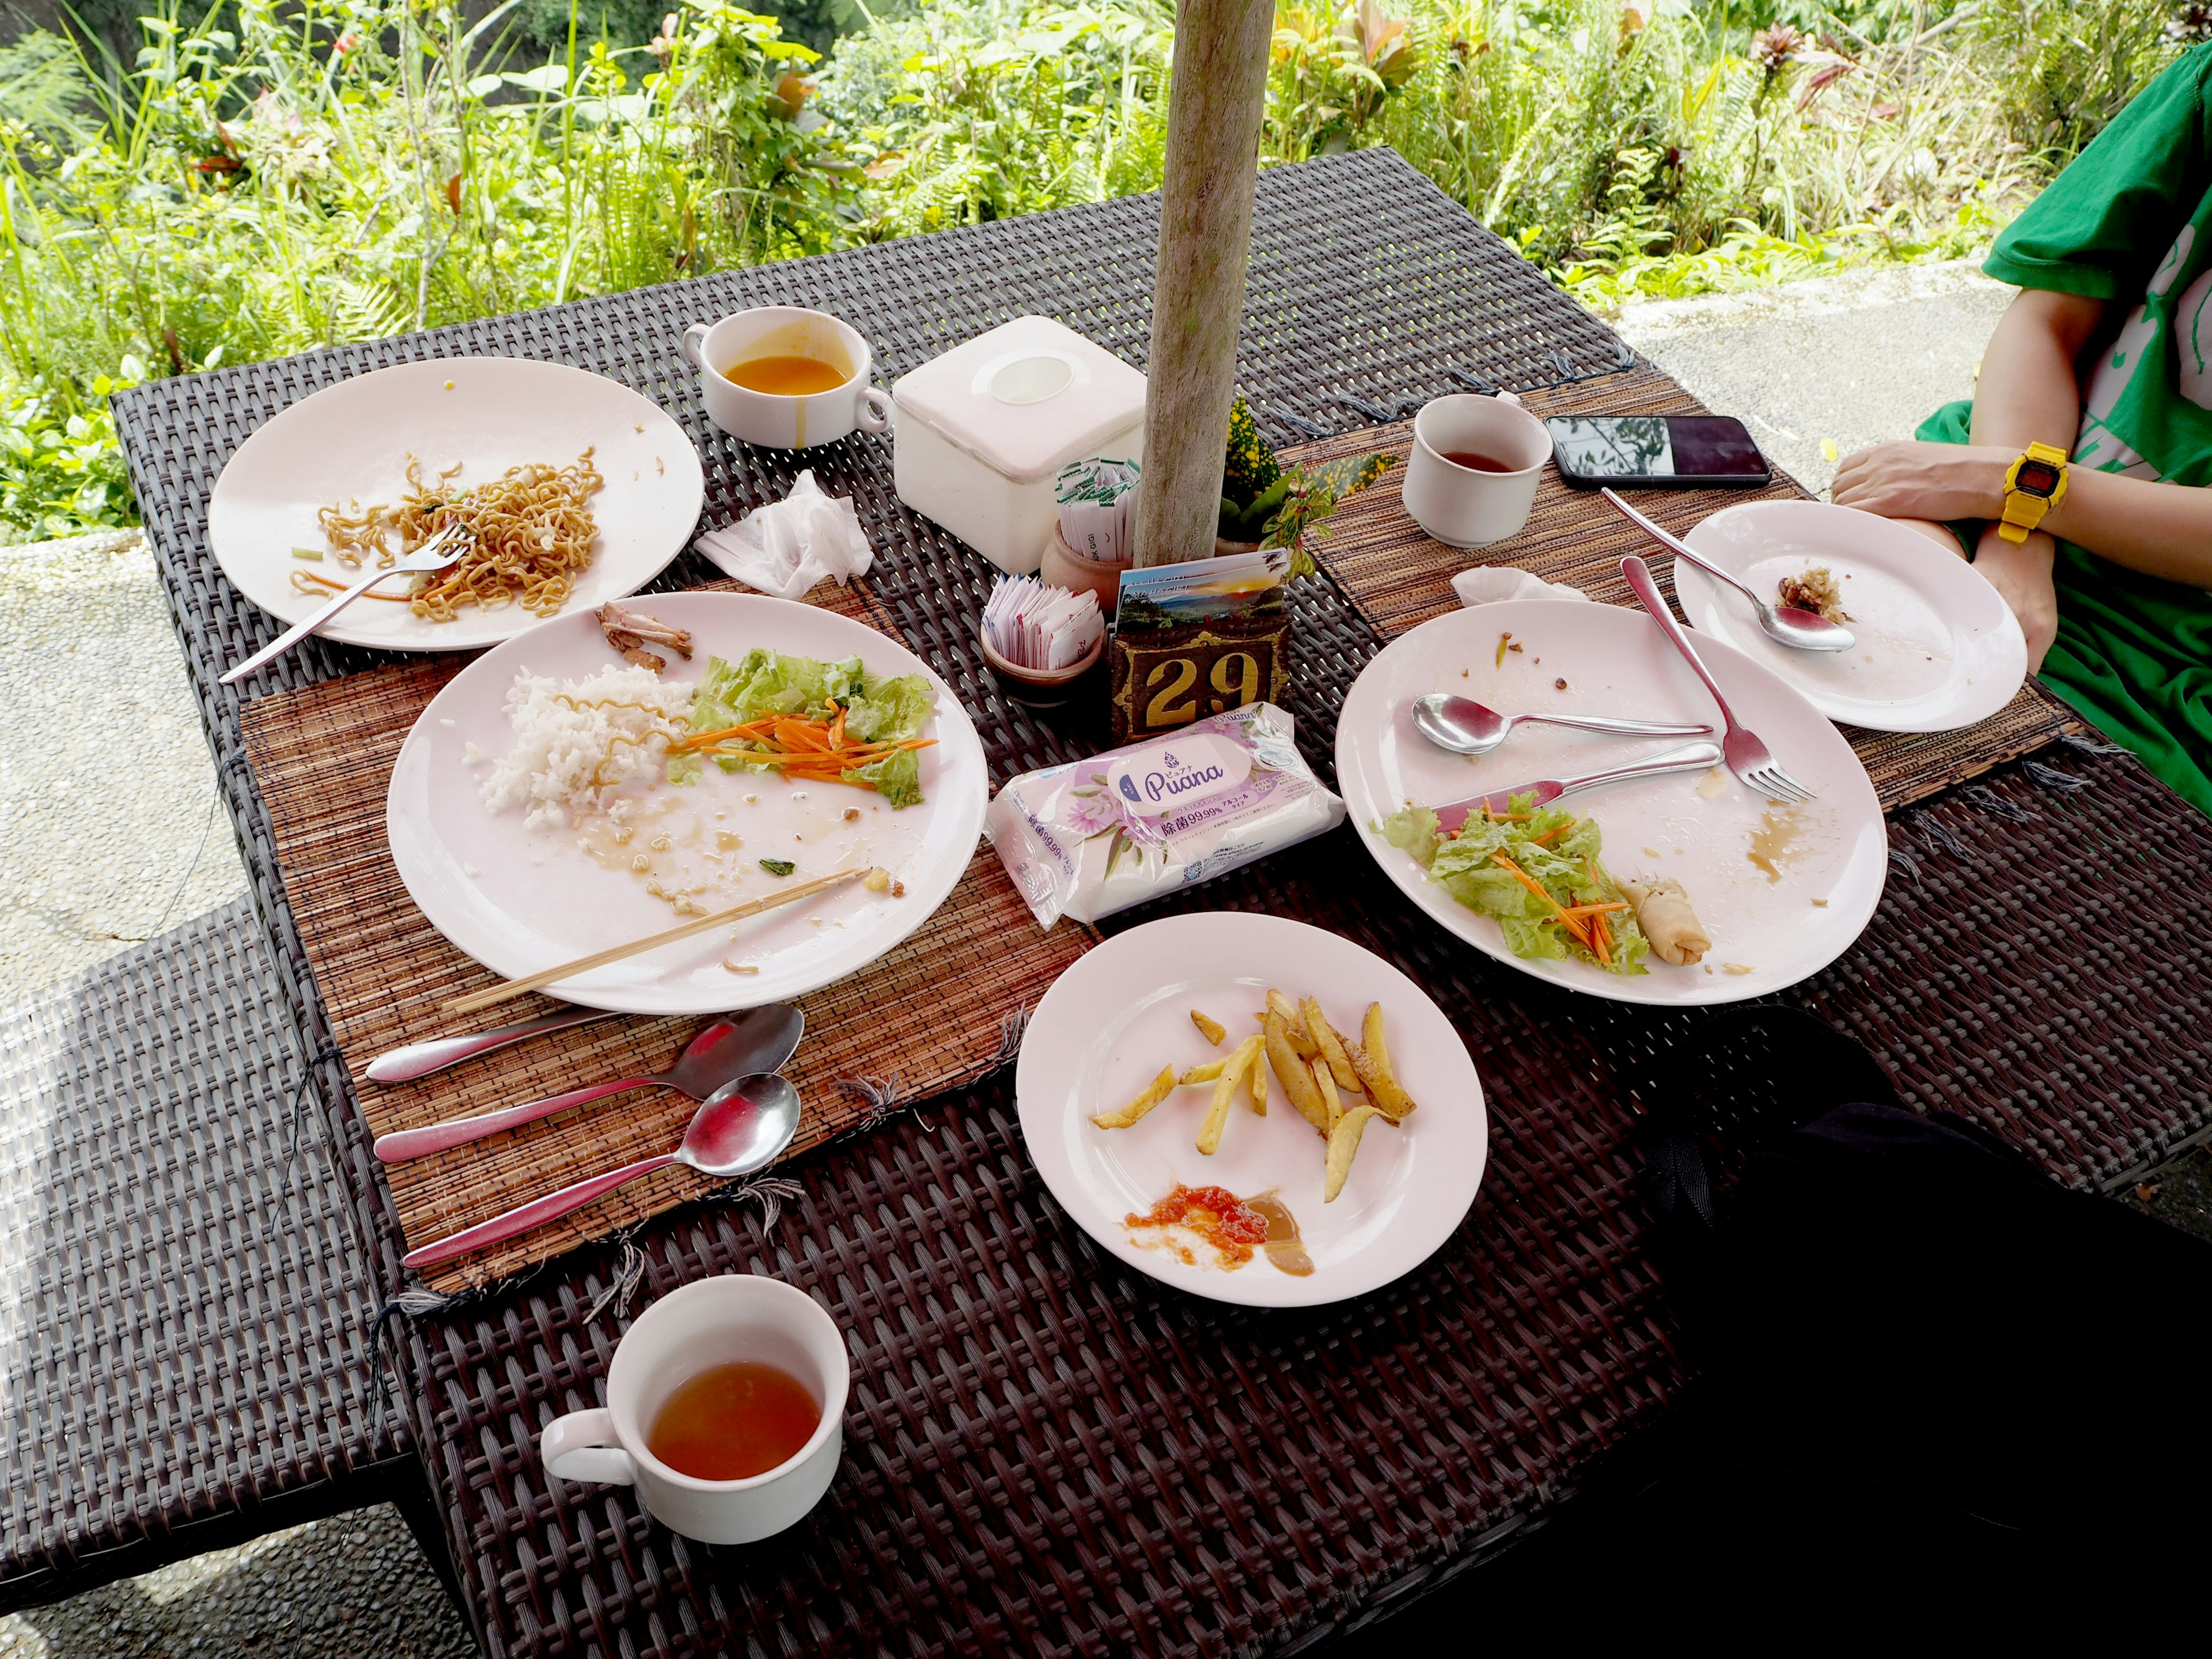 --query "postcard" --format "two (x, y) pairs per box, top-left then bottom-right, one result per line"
(1113, 547), (1291, 634)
